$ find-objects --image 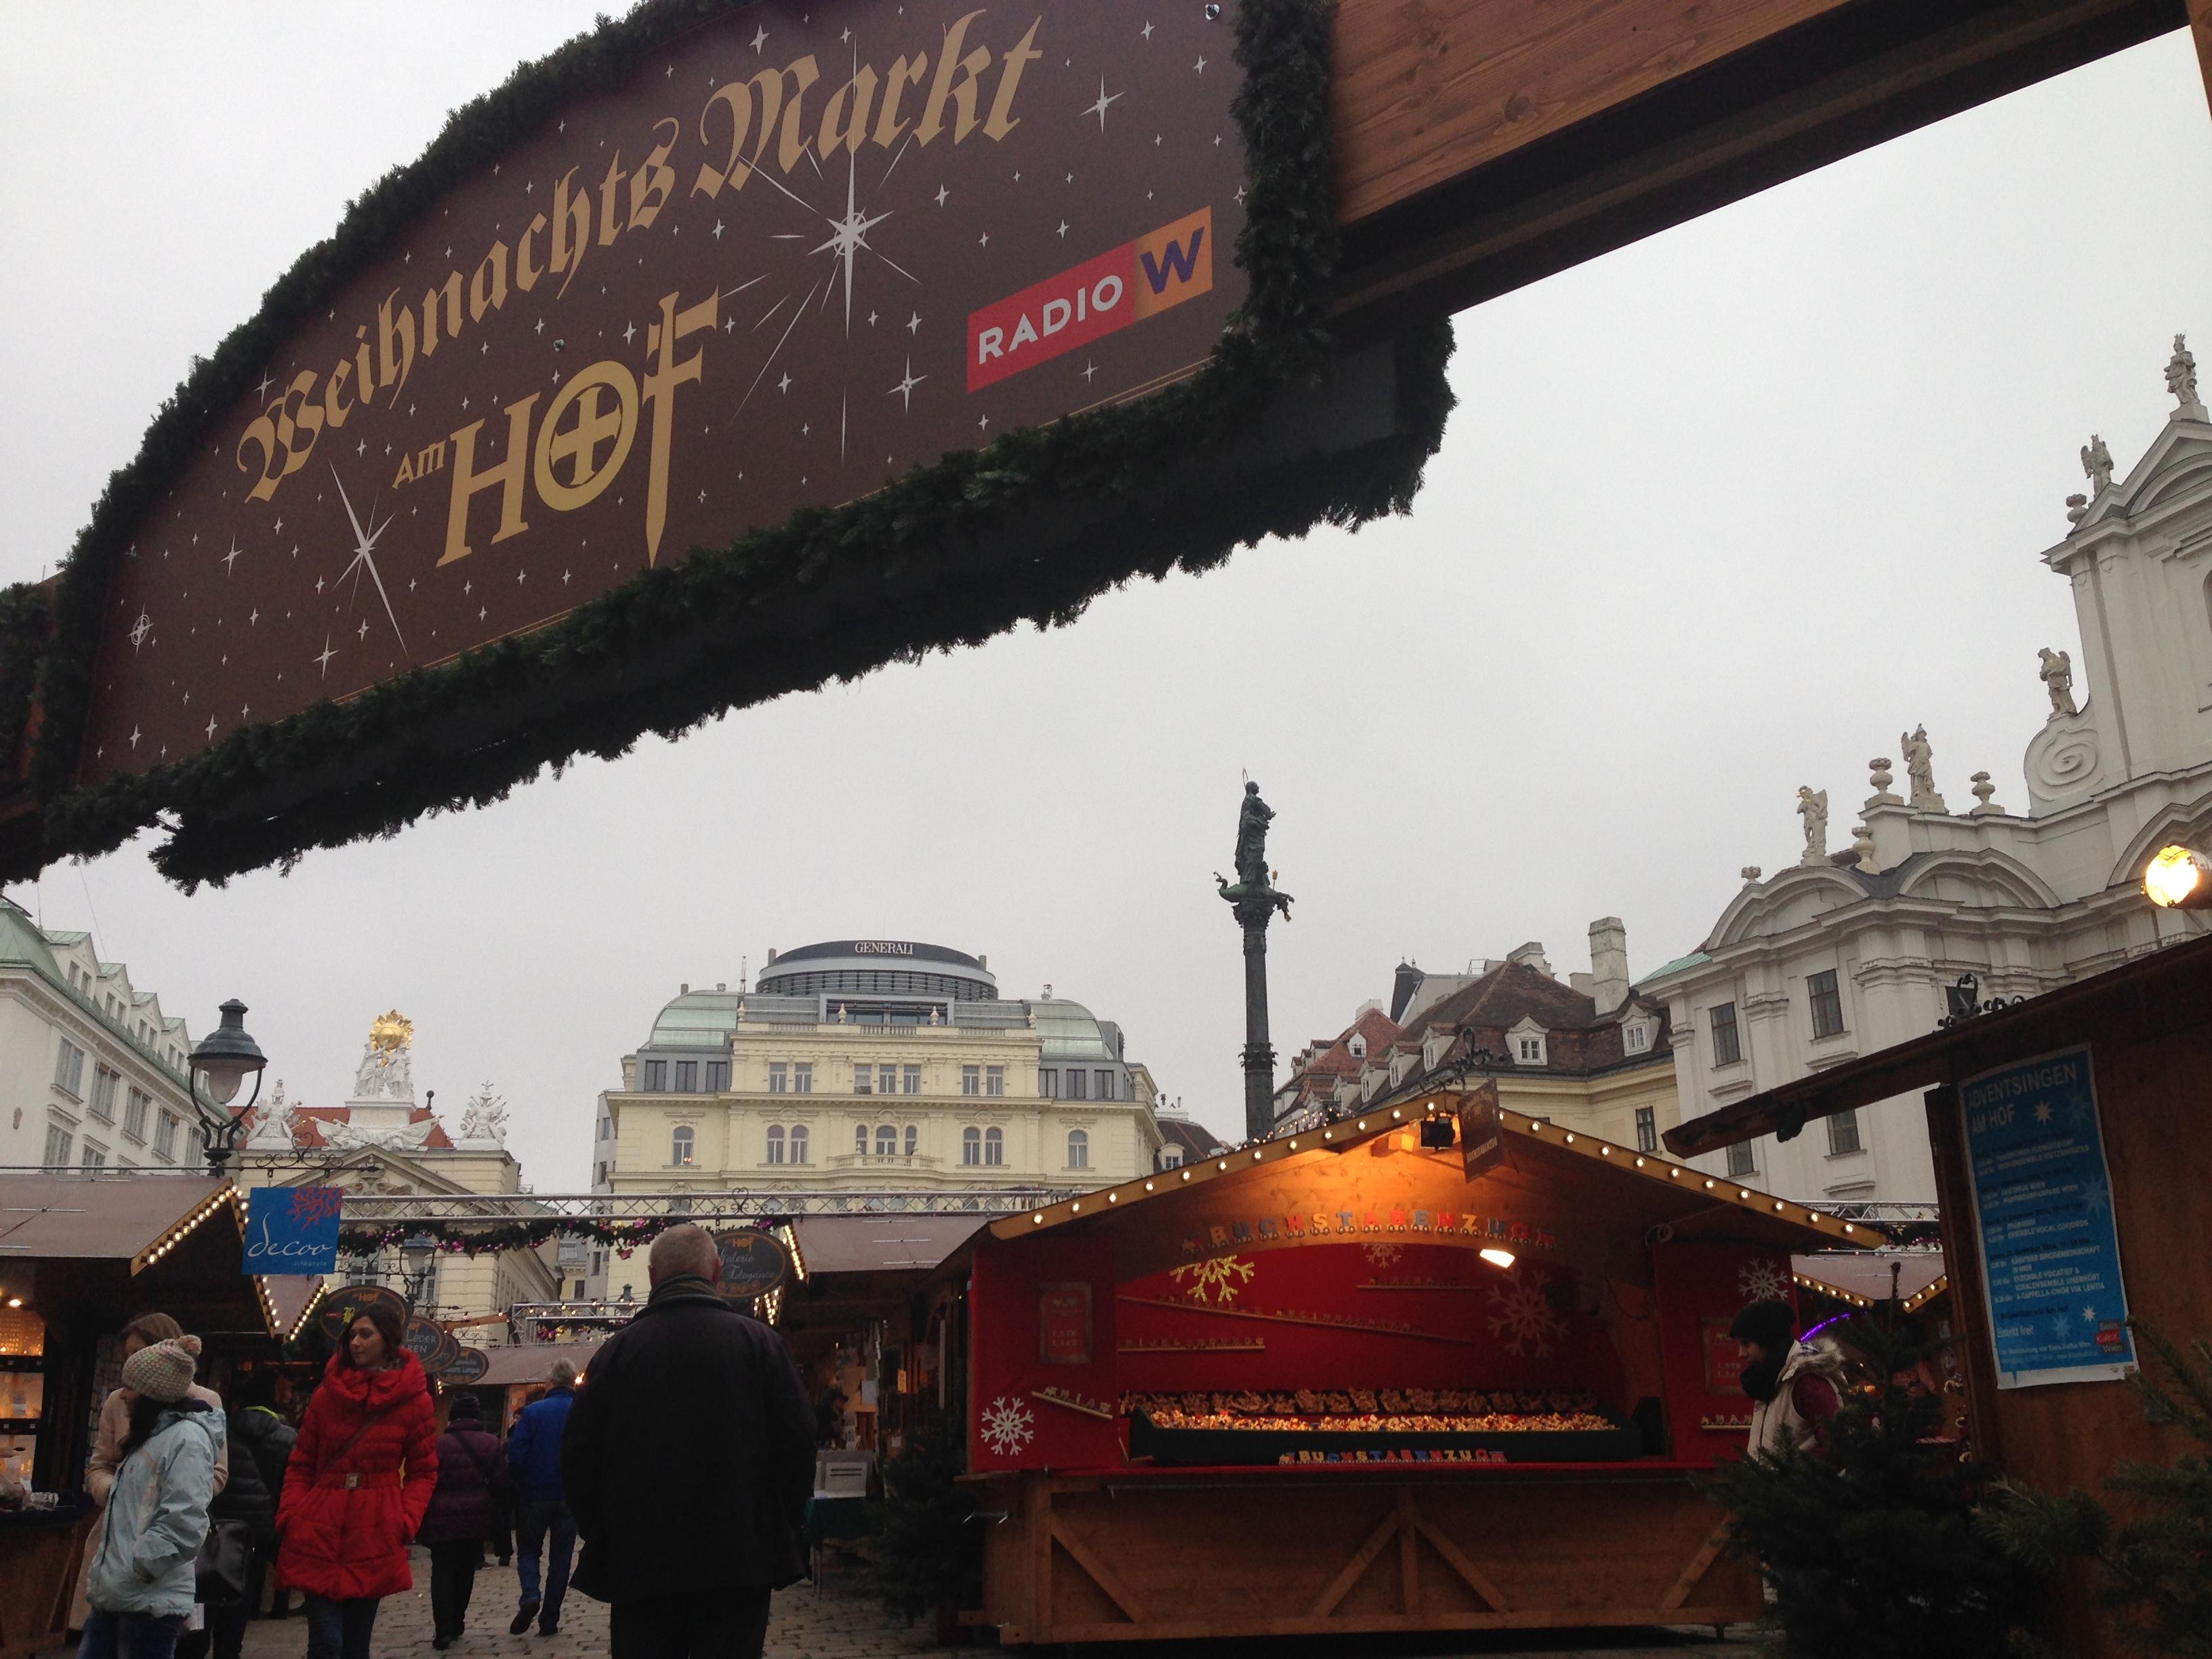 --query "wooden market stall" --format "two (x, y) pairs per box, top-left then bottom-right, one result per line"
(1665, 931), (2212, 1658)
(0, 1173), (315, 1659)
(962, 1090), (1866, 1644)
